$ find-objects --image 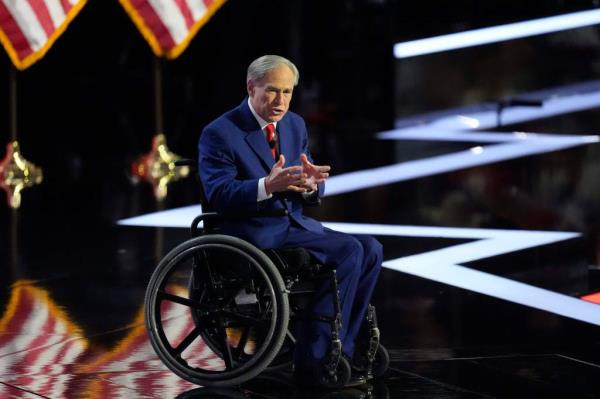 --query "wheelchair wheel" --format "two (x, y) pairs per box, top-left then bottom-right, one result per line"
(316, 356), (351, 389)
(371, 344), (390, 378)
(145, 234), (289, 387)
(352, 343), (390, 378)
